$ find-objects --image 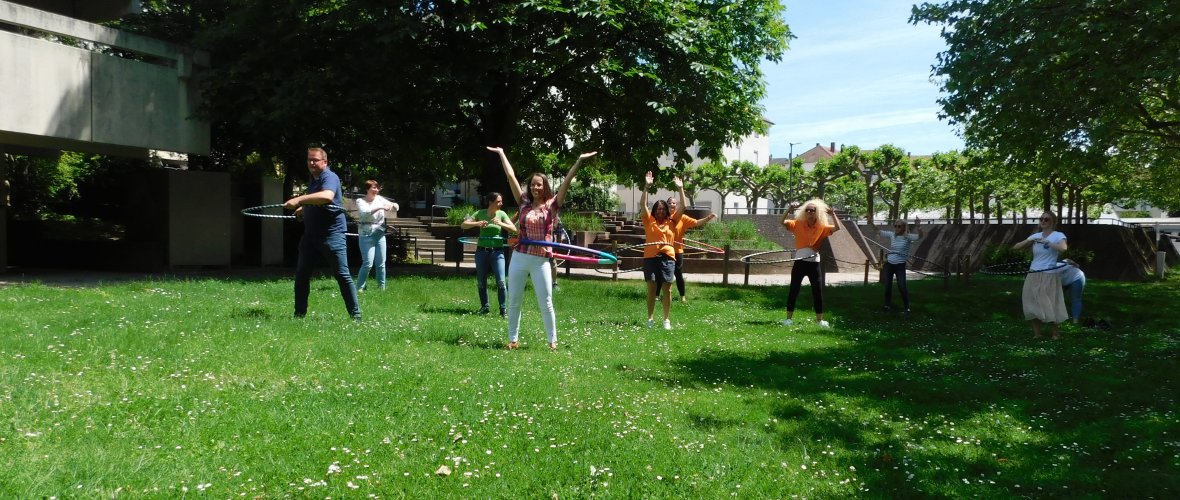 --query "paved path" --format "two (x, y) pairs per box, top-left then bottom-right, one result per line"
(441, 260), (895, 286)
(1, 262), (927, 287)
